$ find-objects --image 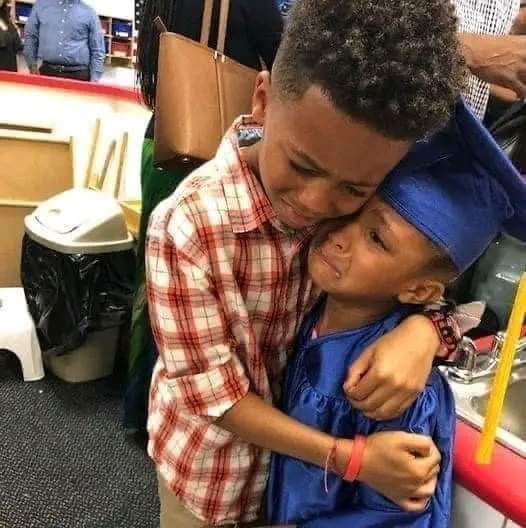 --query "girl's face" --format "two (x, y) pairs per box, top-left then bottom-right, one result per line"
(307, 196), (441, 304)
